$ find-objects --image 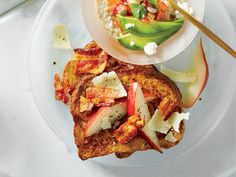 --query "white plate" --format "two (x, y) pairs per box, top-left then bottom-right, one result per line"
(82, 0), (205, 64)
(28, 0), (236, 169)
